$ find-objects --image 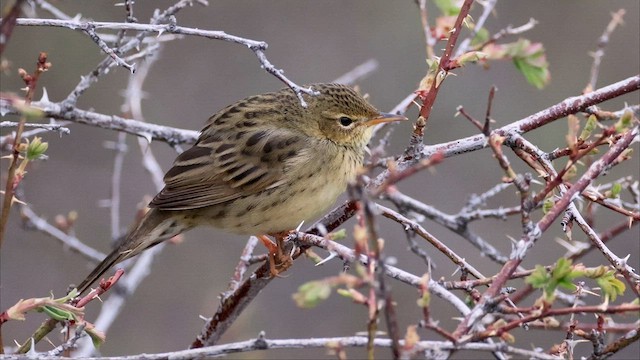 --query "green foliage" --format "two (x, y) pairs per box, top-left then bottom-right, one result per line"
(416, 290), (430, 308)
(526, 258), (627, 303)
(595, 272), (626, 302)
(293, 280), (332, 309)
(614, 109), (633, 133)
(24, 136), (48, 161)
(526, 258), (580, 301)
(609, 182), (622, 199)
(510, 39), (550, 89)
(471, 27), (490, 47)
(584, 267), (626, 302)
(433, 0), (460, 16)
(542, 197), (554, 214)
(579, 115), (598, 140)
(484, 38), (550, 89)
